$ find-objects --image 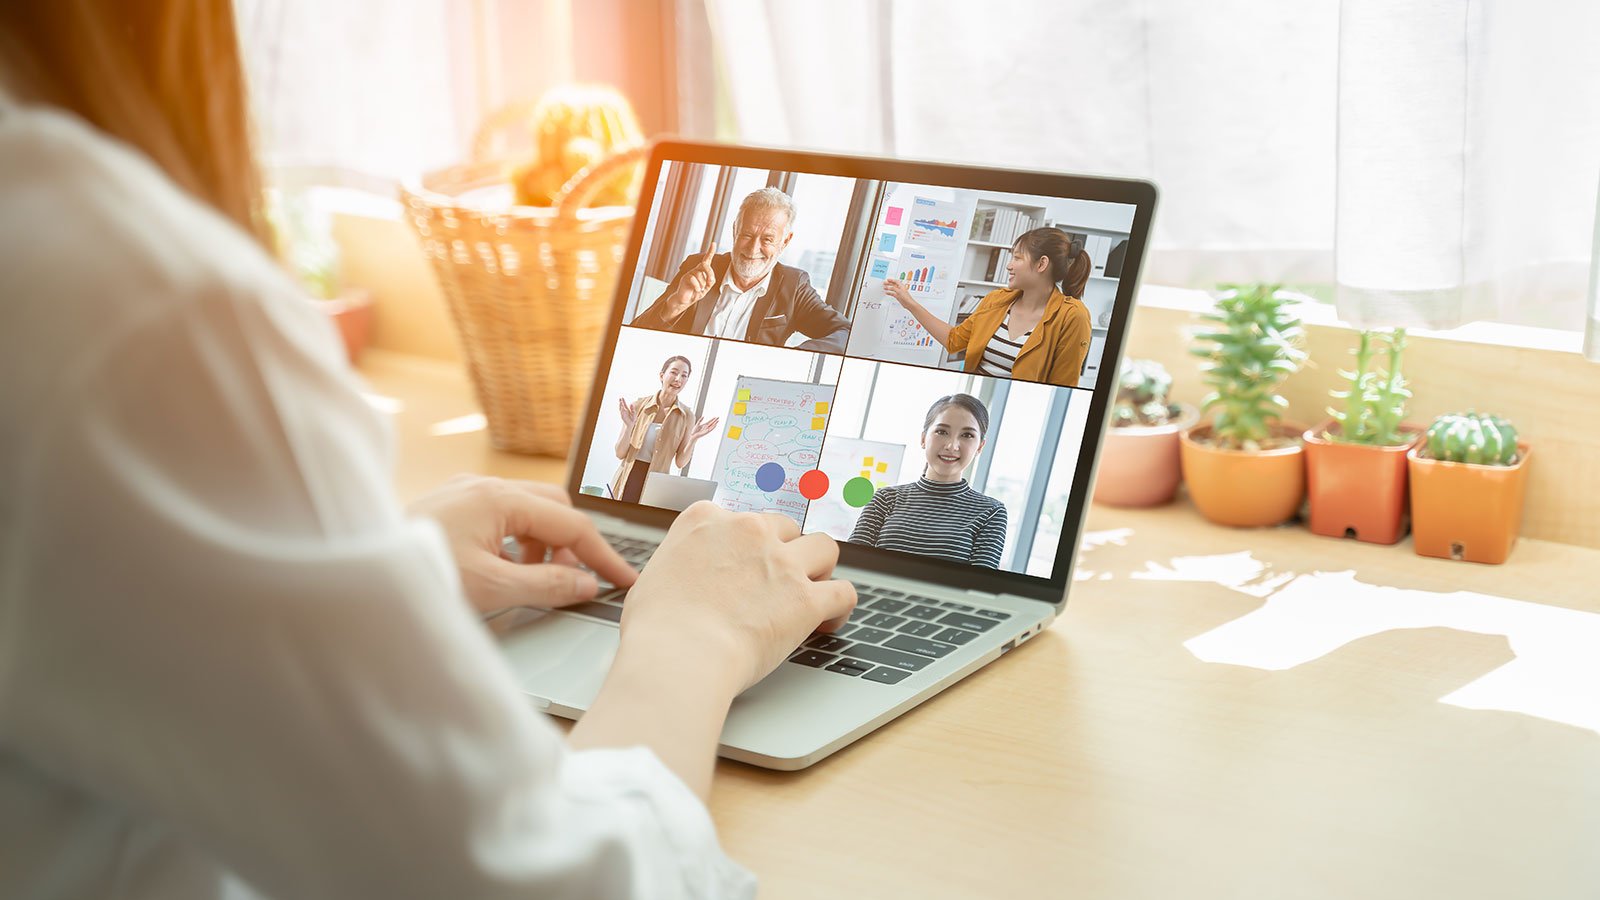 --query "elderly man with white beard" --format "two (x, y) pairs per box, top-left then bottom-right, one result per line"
(632, 187), (851, 352)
